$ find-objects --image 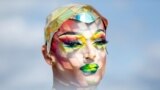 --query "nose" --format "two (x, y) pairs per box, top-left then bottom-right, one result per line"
(84, 54), (96, 63)
(83, 43), (96, 63)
